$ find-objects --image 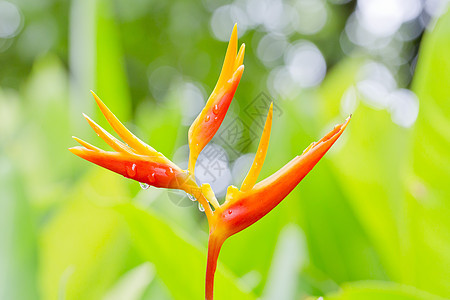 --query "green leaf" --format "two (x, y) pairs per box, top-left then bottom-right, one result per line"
(330, 106), (409, 281)
(297, 159), (388, 283)
(39, 171), (133, 300)
(314, 53), (412, 282)
(318, 55), (365, 121)
(323, 281), (446, 300)
(406, 8), (450, 297)
(117, 204), (256, 300)
(95, 0), (131, 122)
(135, 96), (182, 158)
(0, 160), (39, 299)
(103, 262), (155, 300)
